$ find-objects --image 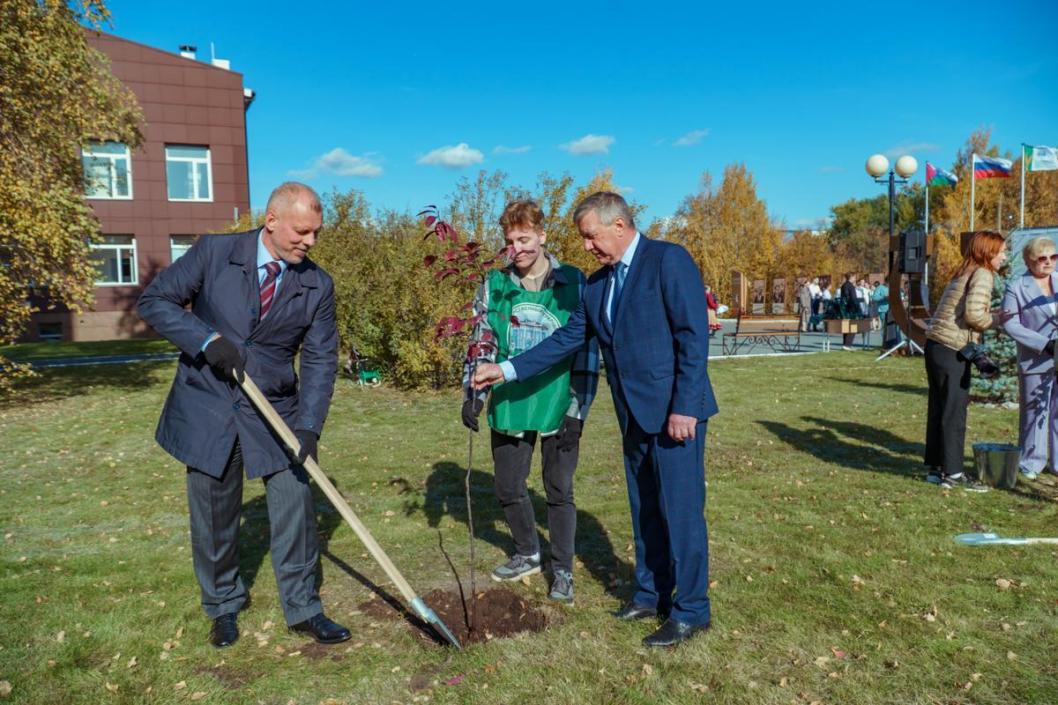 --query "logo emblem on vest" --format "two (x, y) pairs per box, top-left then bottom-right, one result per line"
(507, 302), (561, 357)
